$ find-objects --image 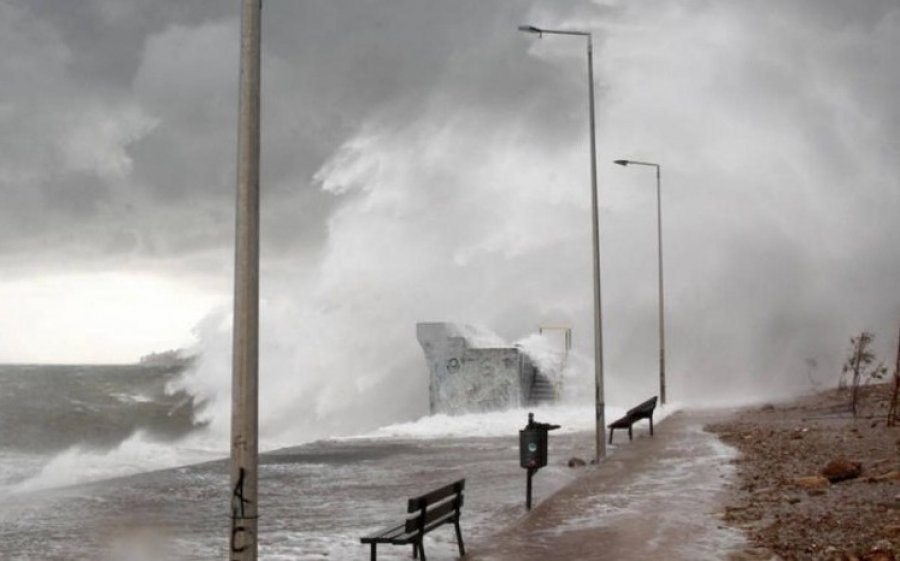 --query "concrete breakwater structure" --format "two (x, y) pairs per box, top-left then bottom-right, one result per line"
(416, 322), (561, 414)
